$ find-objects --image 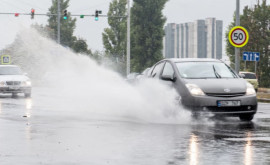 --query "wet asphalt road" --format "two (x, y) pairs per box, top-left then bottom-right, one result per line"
(0, 87), (270, 165)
